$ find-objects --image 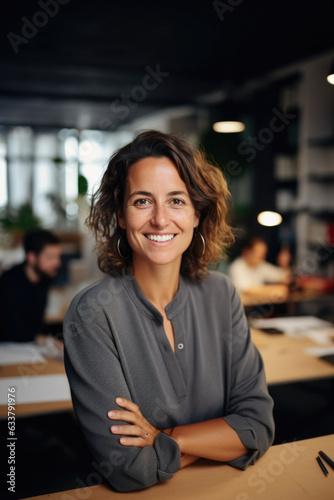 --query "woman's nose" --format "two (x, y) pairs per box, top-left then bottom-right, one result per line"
(151, 203), (169, 226)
